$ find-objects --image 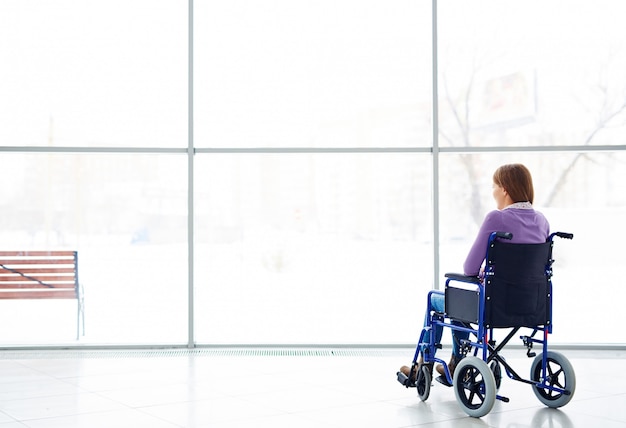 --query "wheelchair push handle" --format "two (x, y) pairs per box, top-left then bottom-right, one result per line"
(495, 231), (513, 240)
(551, 232), (574, 240)
(488, 232), (513, 244)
